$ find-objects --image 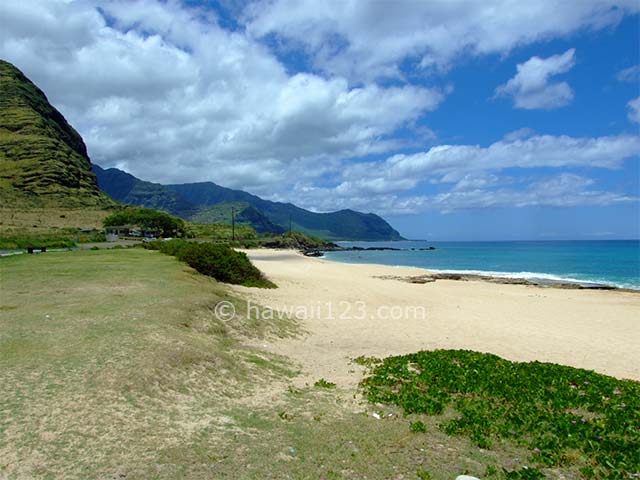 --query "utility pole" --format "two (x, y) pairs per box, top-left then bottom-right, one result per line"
(231, 206), (236, 241)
